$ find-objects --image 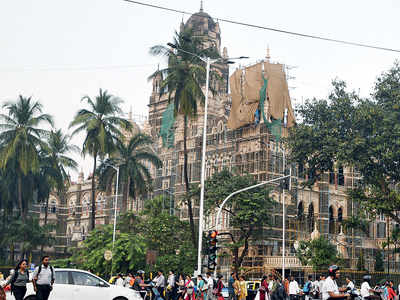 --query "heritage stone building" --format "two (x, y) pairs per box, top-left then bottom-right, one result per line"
(31, 7), (397, 277)
(145, 7), (397, 278)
